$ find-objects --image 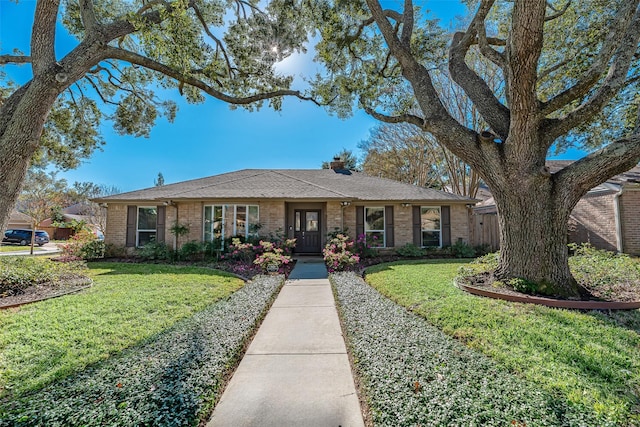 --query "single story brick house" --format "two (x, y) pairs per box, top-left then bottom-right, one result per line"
(95, 162), (477, 254)
(472, 161), (640, 255)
